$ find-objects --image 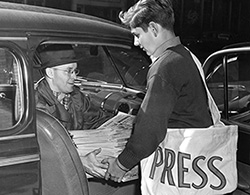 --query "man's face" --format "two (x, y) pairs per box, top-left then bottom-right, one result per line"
(131, 27), (156, 56)
(50, 62), (78, 94)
